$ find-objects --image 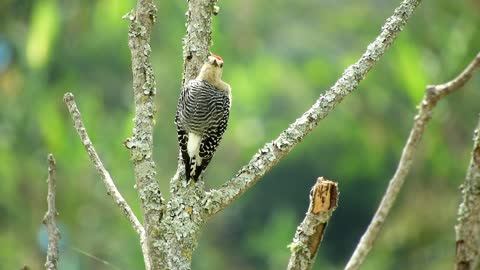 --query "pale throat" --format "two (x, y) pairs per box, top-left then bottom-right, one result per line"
(197, 66), (229, 92)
